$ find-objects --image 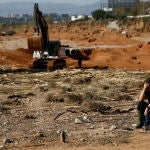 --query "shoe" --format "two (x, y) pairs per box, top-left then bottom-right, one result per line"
(136, 123), (144, 129)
